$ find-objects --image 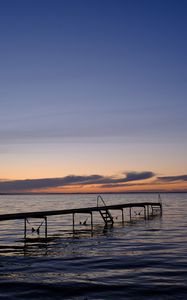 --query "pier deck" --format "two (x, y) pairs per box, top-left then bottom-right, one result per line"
(0, 202), (162, 221)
